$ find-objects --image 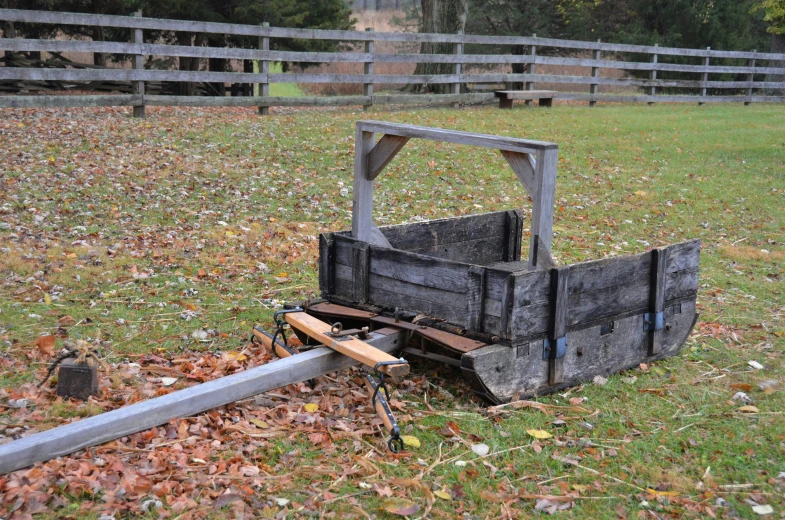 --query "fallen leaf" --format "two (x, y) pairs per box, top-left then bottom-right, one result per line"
(526, 429), (553, 439)
(401, 435), (420, 448)
(44, 293), (52, 305)
(437, 421), (461, 437)
(569, 397), (585, 405)
(197, 268), (207, 278)
(738, 405), (759, 413)
(161, 377), (178, 387)
(748, 360), (764, 370)
(593, 375), (608, 385)
(227, 351), (247, 362)
(58, 315), (76, 326)
(36, 335), (56, 357)
(213, 493), (244, 509)
(382, 497), (419, 516)
(752, 504), (774, 515)
(471, 443), (490, 456)
(303, 403), (319, 413)
(434, 490), (452, 500)
(250, 419), (269, 429)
